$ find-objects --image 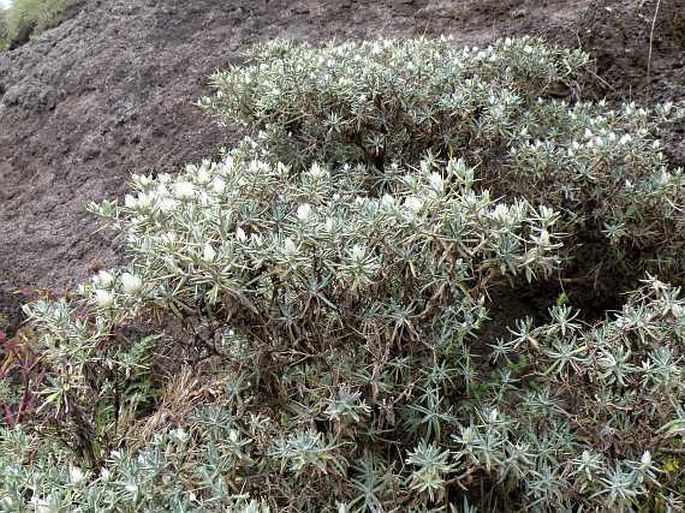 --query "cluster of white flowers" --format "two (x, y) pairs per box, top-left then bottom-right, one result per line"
(89, 269), (144, 309)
